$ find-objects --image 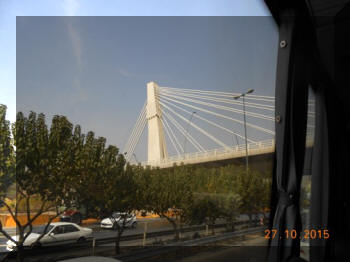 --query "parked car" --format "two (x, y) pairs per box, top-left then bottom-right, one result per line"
(6, 222), (92, 251)
(100, 212), (137, 230)
(60, 210), (83, 224)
